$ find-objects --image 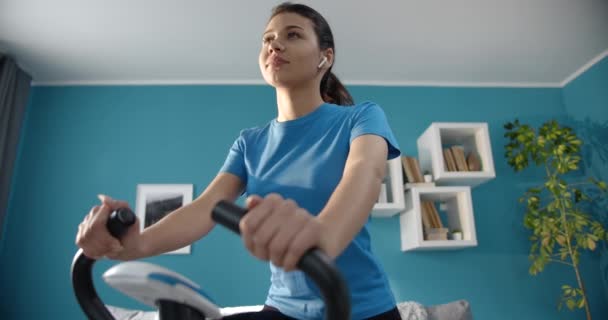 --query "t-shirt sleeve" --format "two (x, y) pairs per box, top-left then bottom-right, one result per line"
(349, 101), (401, 160)
(218, 130), (248, 187)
